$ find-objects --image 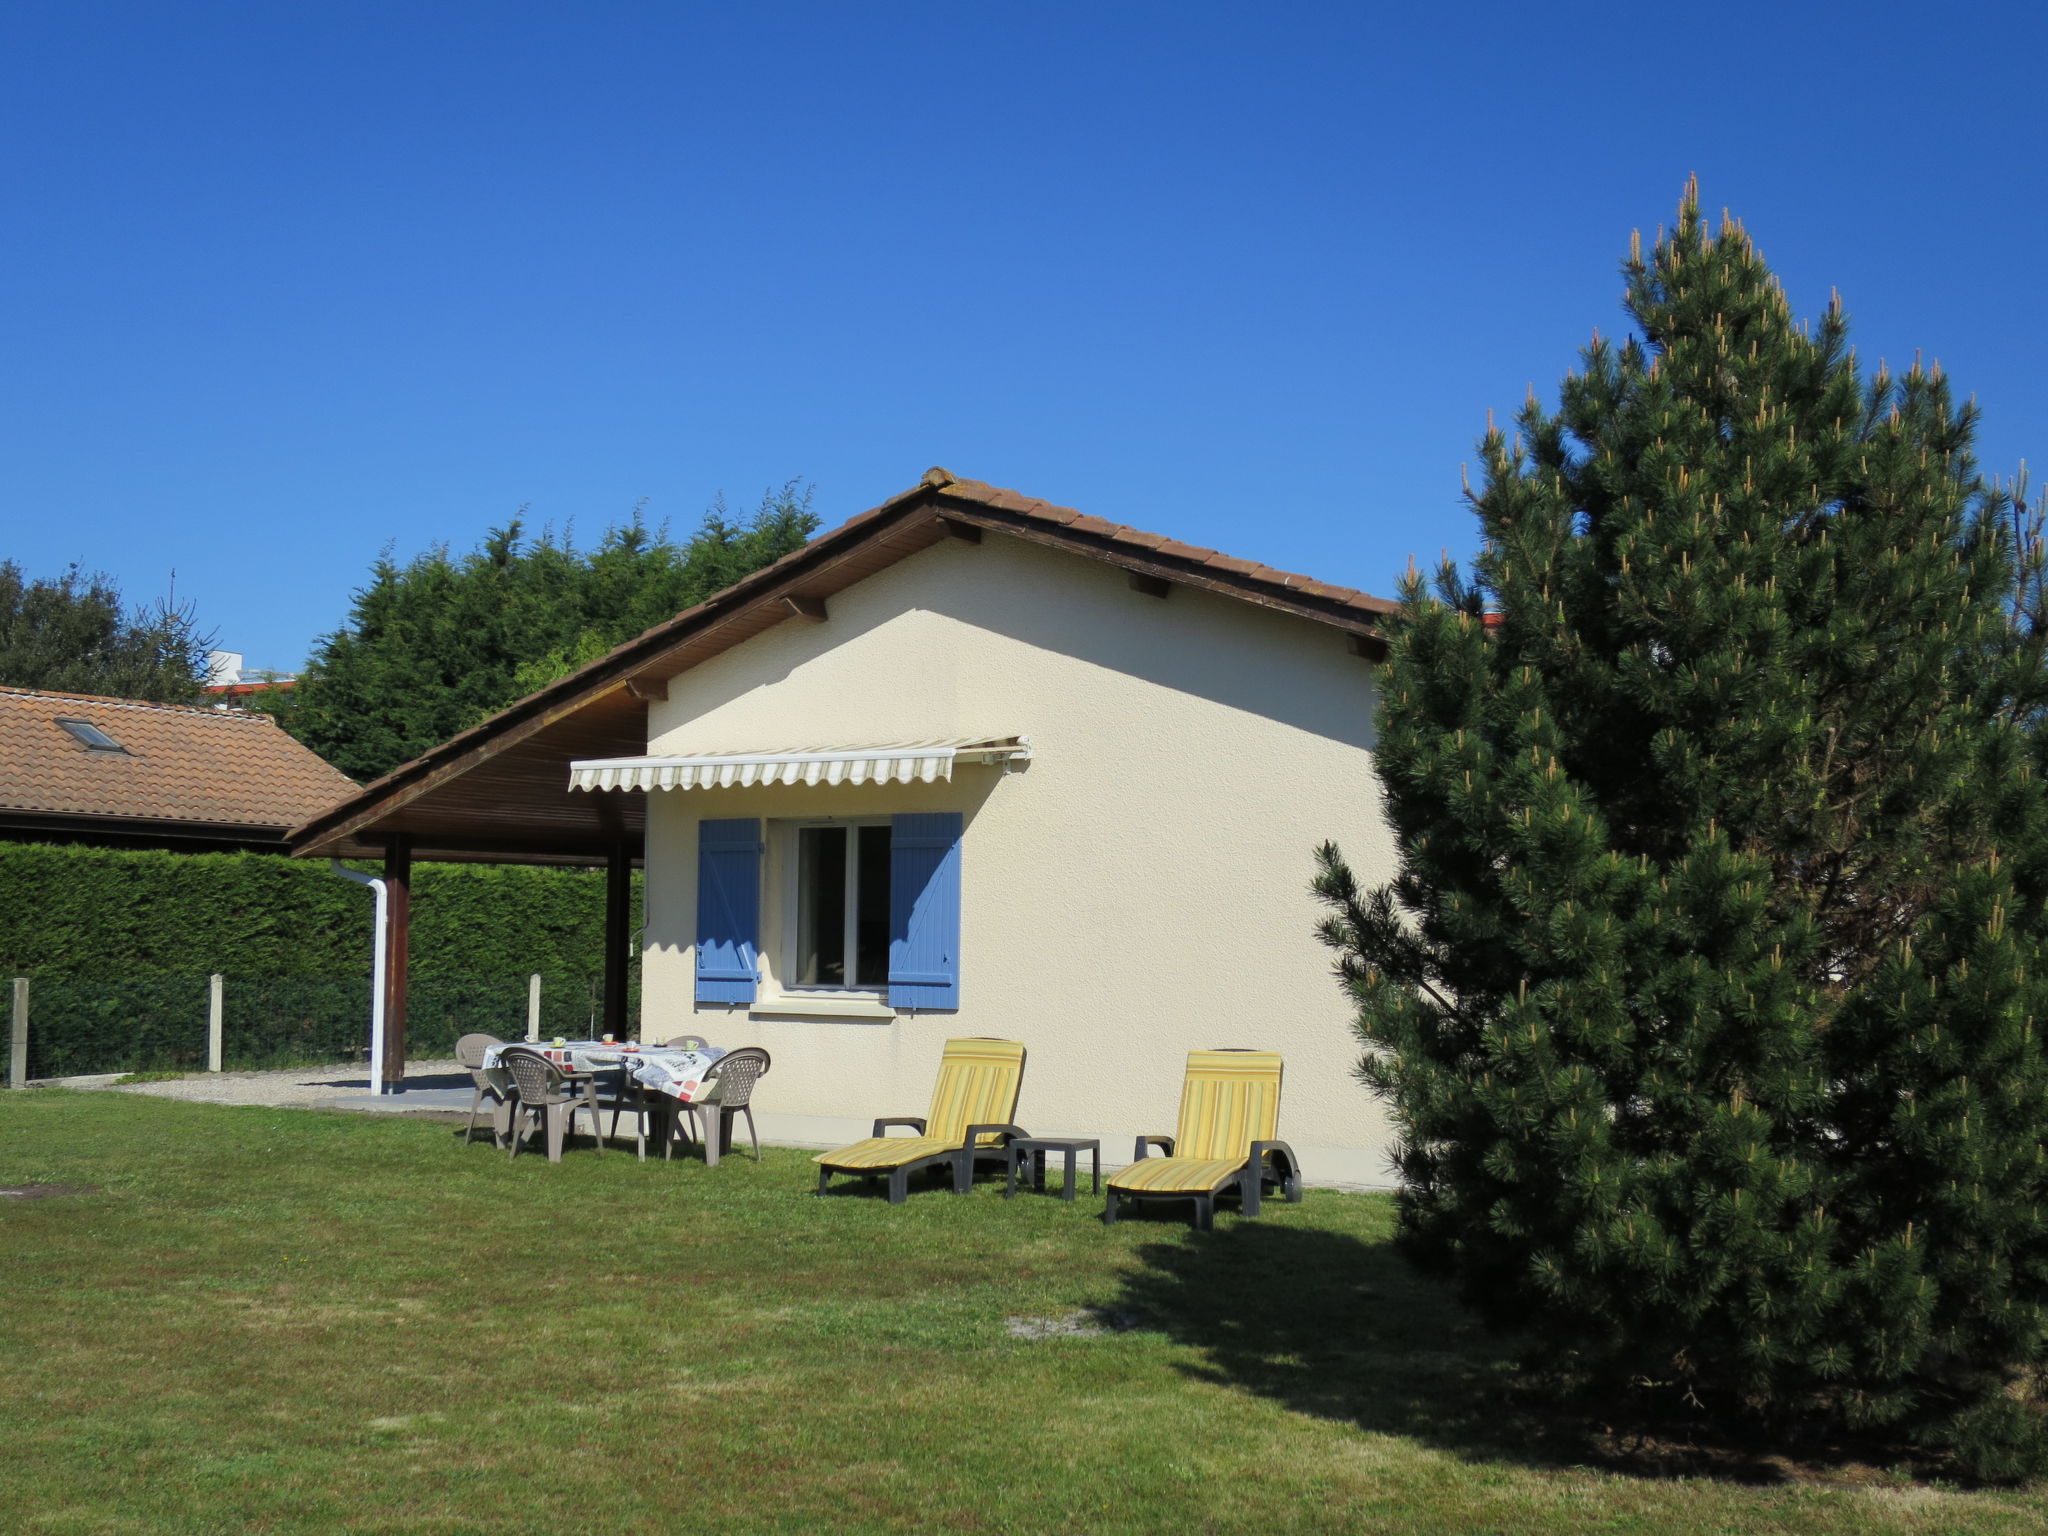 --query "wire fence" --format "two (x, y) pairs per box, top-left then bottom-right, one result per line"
(10, 971), (636, 1081)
